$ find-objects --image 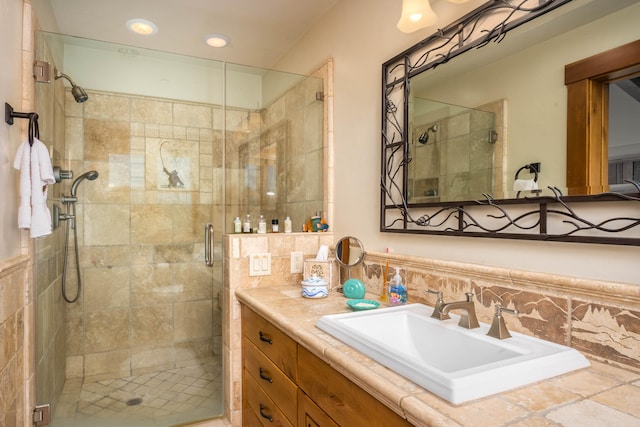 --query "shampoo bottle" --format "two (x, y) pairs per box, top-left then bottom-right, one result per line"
(257, 215), (267, 234)
(243, 214), (251, 233)
(388, 267), (407, 306)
